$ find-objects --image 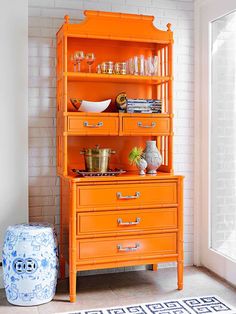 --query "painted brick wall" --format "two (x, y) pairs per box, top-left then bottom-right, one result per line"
(28, 0), (194, 268)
